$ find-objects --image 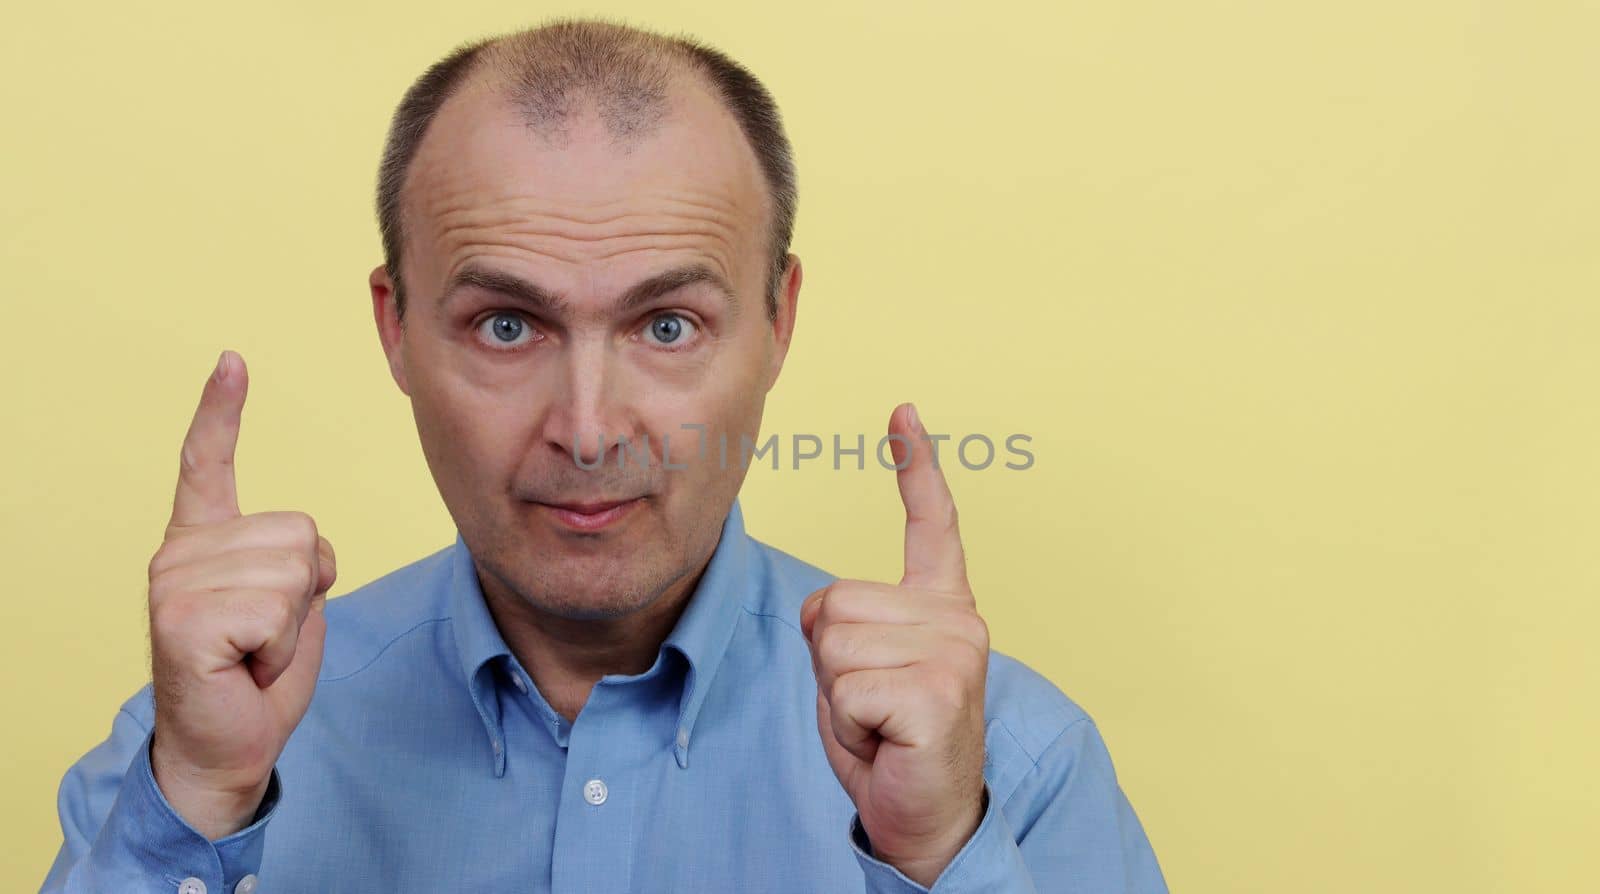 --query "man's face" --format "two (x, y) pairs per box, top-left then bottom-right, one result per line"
(372, 71), (799, 621)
